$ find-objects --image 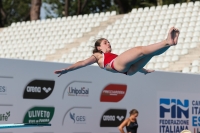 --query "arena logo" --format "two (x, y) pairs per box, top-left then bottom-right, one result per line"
(0, 111), (10, 121)
(159, 98), (189, 133)
(23, 106), (55, 124)
(0, 86), (7, 95)
(117, 115), (125, 121)
(68, 87), (89, 96)
(100, 84), (127, 102)
(23, 80), (55, 99)
(69, 112), (86, 124)
(100, 109), (127, 127)
(102, 115), (124, 121)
